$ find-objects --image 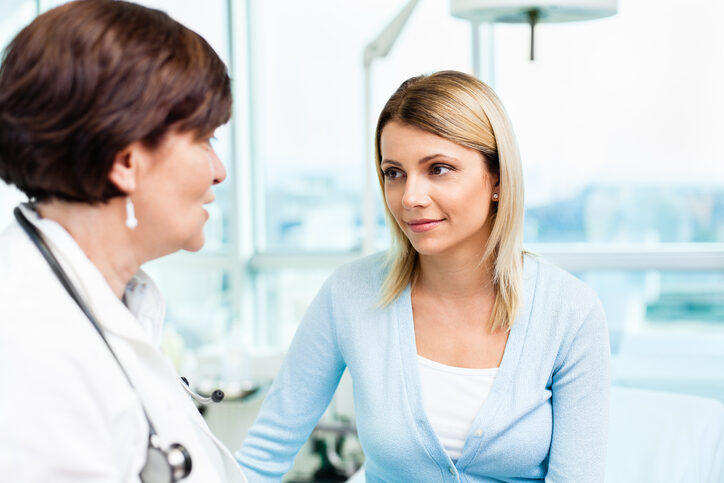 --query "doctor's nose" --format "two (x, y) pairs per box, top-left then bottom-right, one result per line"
(209, 148), (227, 185)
